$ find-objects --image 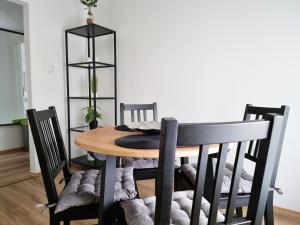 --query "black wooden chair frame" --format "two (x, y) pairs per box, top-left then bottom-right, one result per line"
(27, 107), (101, 225)
(179, 104), (289, 224)
(116, 114), (284, 225)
